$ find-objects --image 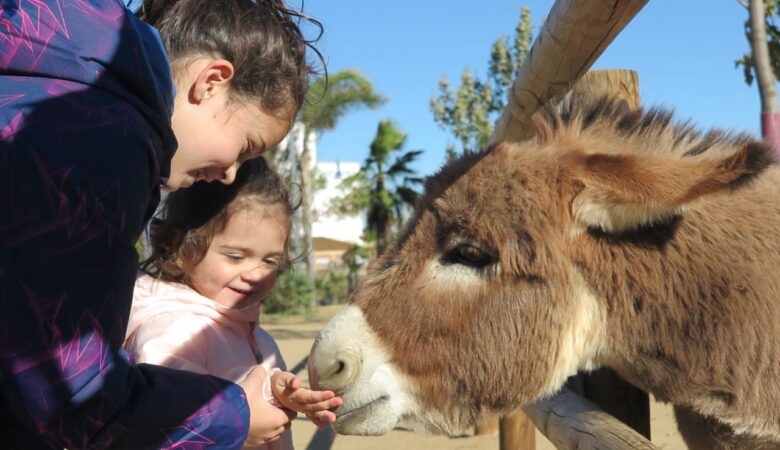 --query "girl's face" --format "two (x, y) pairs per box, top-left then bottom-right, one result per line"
(188, 205), (289, 309)
(166, 97), (292, 191)
(165, 59), (294, 191)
